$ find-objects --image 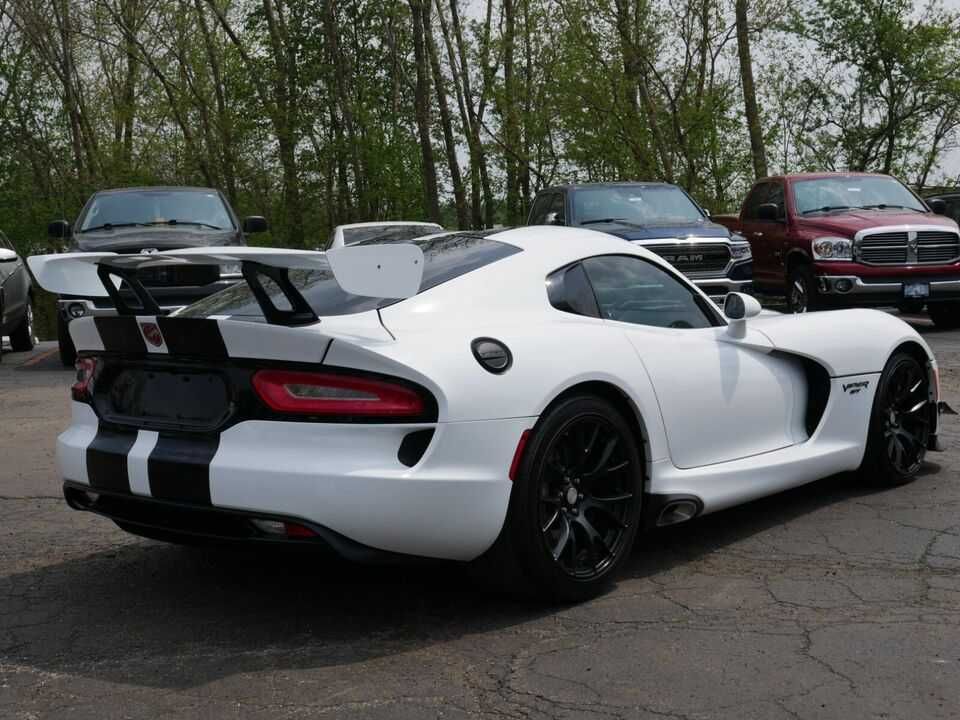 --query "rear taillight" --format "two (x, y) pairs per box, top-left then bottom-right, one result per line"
(72, 357), (97, 403)
(252, 370), (425, 418)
